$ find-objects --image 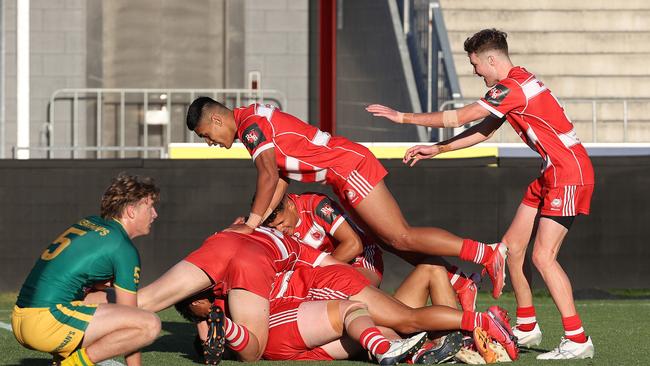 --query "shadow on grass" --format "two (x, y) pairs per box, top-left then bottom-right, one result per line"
(7, 358), (51, 366)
